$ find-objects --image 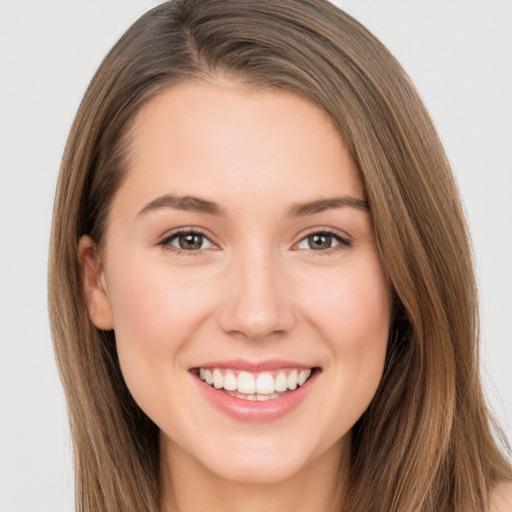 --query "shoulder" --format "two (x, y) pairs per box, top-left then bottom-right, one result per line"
(490, 481), (512, 512)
